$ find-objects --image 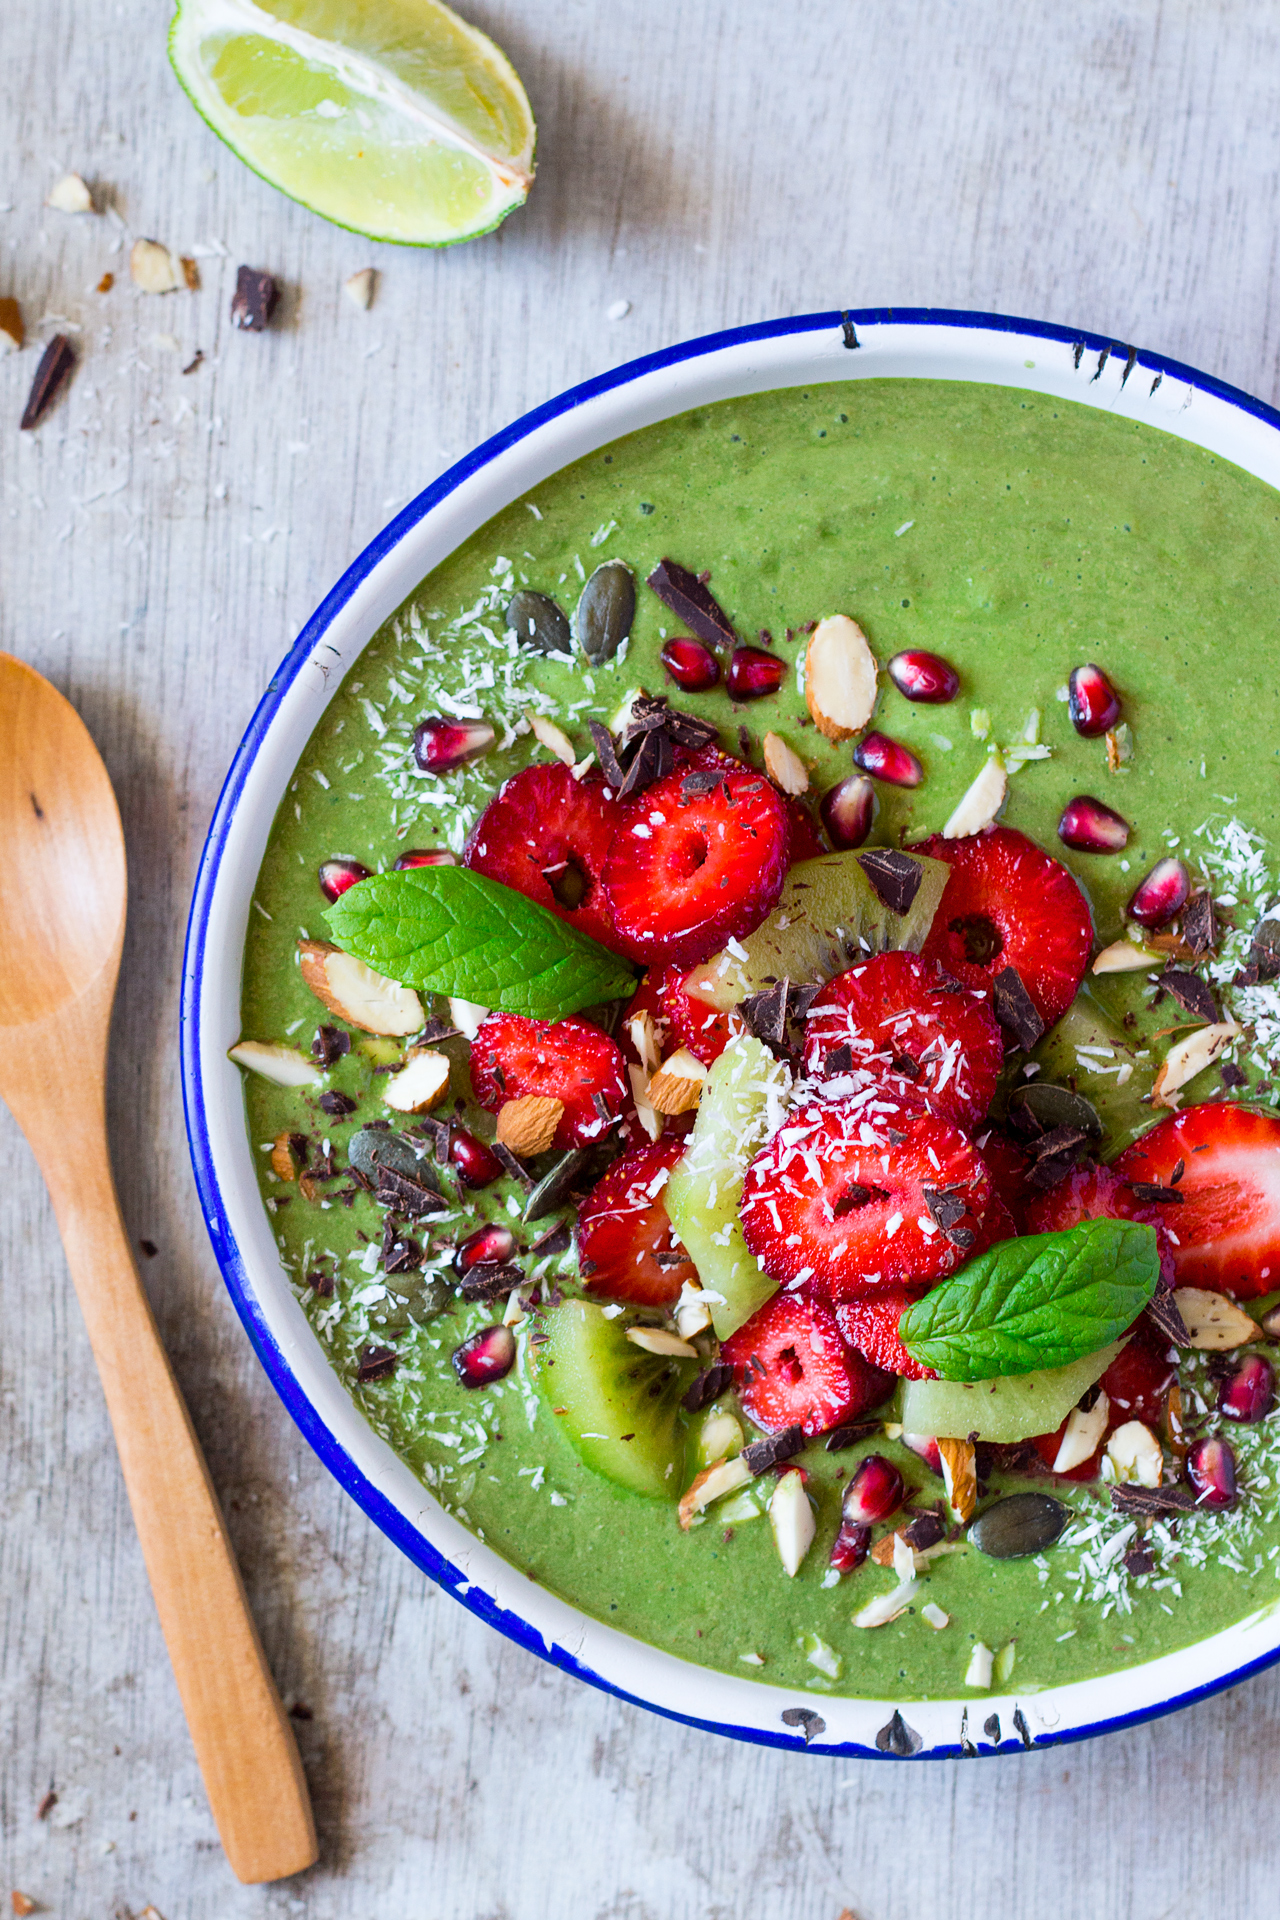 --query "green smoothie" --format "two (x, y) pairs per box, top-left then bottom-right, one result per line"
(238, 378), (1280, 1702)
